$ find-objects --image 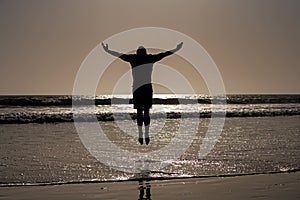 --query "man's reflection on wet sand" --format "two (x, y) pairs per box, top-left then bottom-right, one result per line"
(138, 180), (151, 200)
